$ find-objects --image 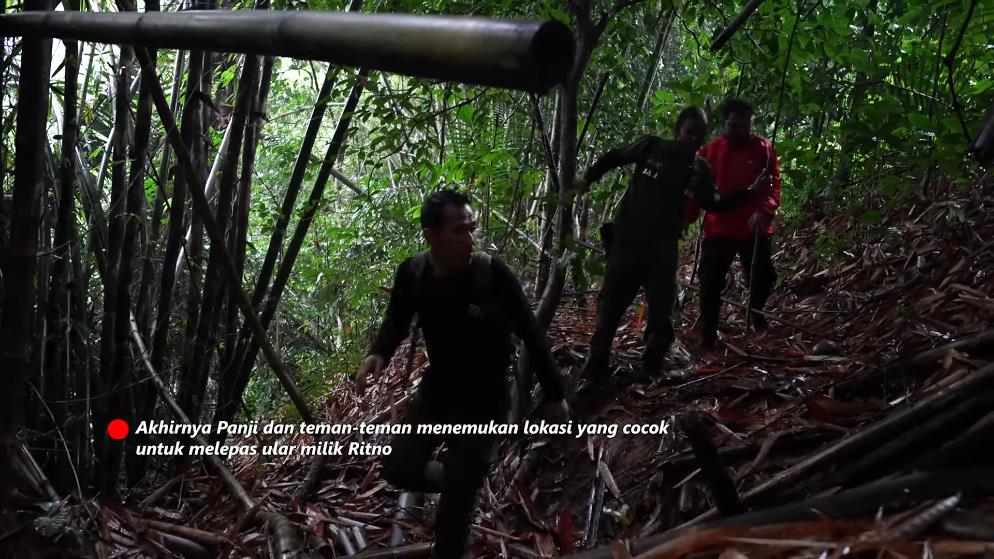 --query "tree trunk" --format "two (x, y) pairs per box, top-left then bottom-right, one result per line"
(636, 4), (675, 112)
(94, 44), (133, 495)
(135, 49), (183, 345)
(68, 220), (93, 490)
(534, 92), (561, 298)
(247, 0), (360, 311)
(42, 0), (80, 491)
(835, 0), (878, 185)
(0, 0), (52, 492)
(120, 0), (160, 487)
(179, 53), (259, 423)
(178, 55), (211, 426)
(535, 38), (590, 328)
(220, 55), (272, 393)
